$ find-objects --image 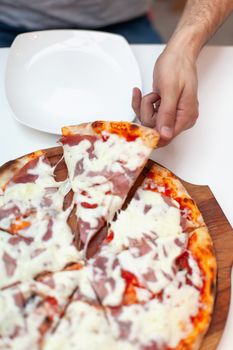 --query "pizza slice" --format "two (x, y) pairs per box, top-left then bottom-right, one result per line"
(60, 121), (159, 253)
(103, 186), (185, 254)
(0, 265), (84, 350)
(102, 163), (206, 255)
